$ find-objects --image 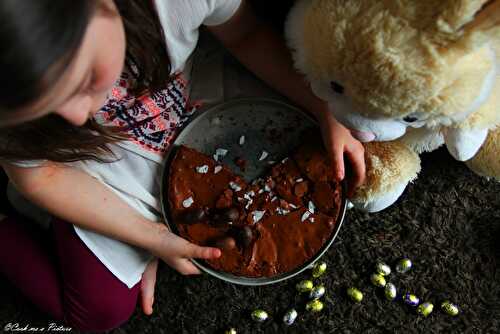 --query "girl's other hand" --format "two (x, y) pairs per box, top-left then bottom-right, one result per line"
(317, 109), (366, 198)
